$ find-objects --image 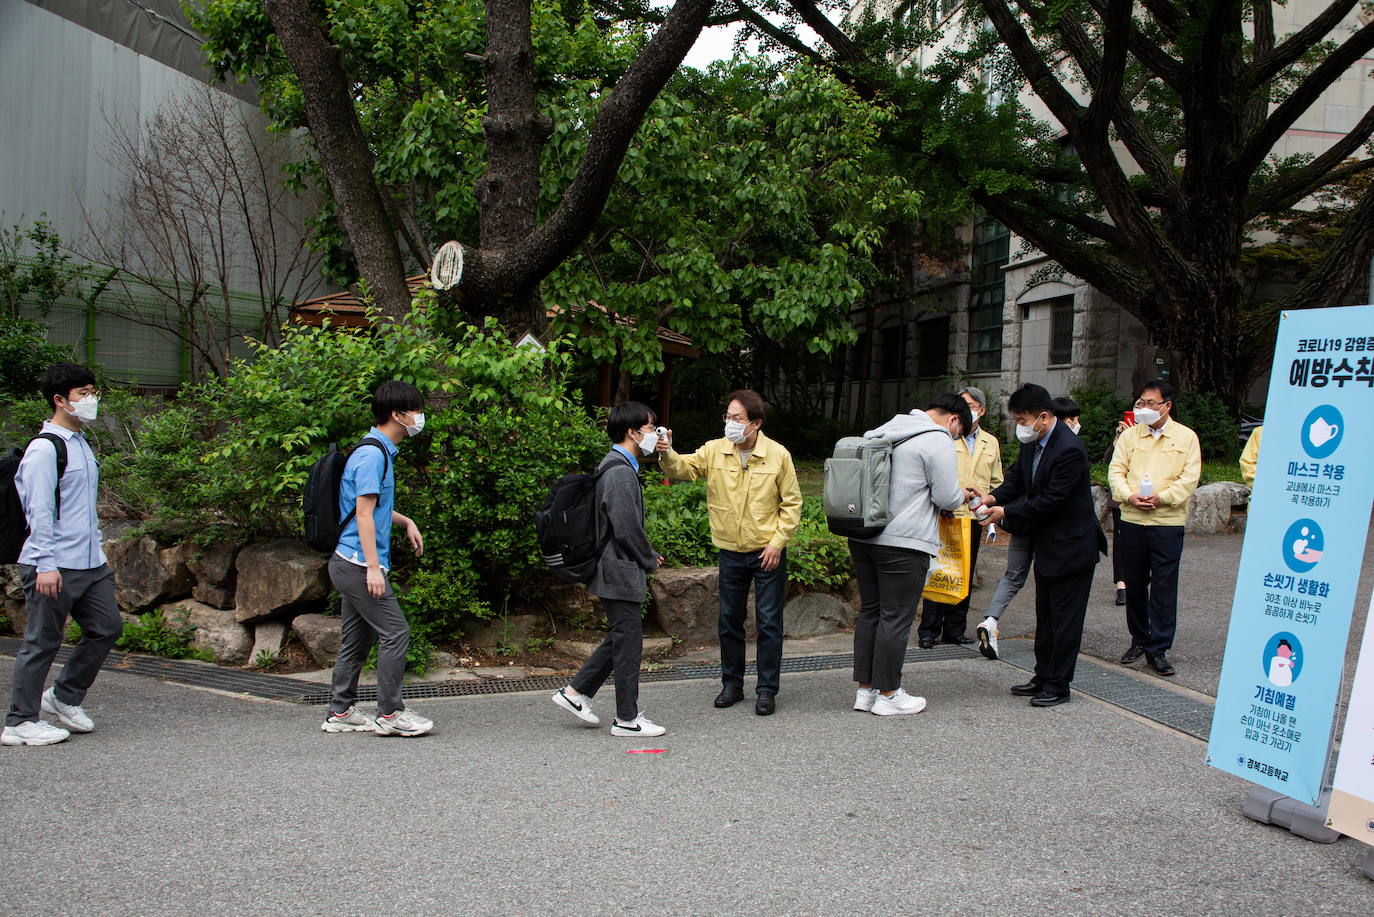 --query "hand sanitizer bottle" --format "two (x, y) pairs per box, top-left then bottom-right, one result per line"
(1139, 472), (1153, 498)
